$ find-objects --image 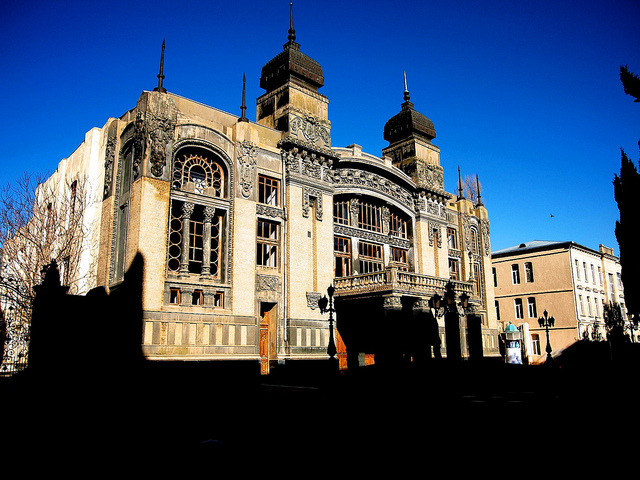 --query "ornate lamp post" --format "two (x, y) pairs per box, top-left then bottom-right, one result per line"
(537, 309), (555, 365)
(318, 285), (337, 366)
